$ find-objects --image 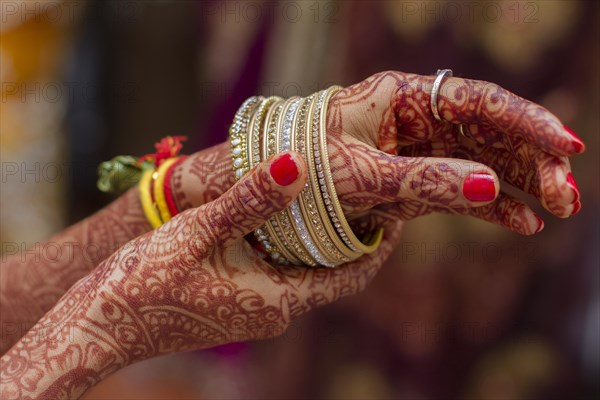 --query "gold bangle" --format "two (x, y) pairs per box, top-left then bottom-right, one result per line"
(267, 98), (304, 265)
(248, 97), (297, 265)
(259, 100), (300, 265)
(271, 97), (317, 267)
(306, 89), (359, 263)
(298, 95), (344, 266)
(231, 96), (292, 264)
(231, 87), (384, 268)
(249, 96), (281, 169)
(252, 99), (286, 263)
(294, 94), (347, 266)
(230, 96), (262, 180)
(139, 169), (162, 229)
(317, 86), (384, 254)
(153, 157), (179, 223)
